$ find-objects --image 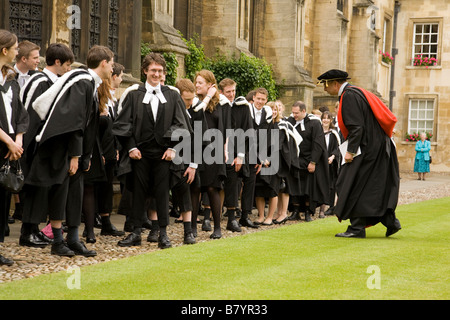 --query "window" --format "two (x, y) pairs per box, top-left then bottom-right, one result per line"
(90, 0), (101, 47)
(238, 0), (250, 42)
(408, 99), (435, 135)
(9, 0), (43, 47)
(412, 23), (439, 63)
(108, 0), (119, 59)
